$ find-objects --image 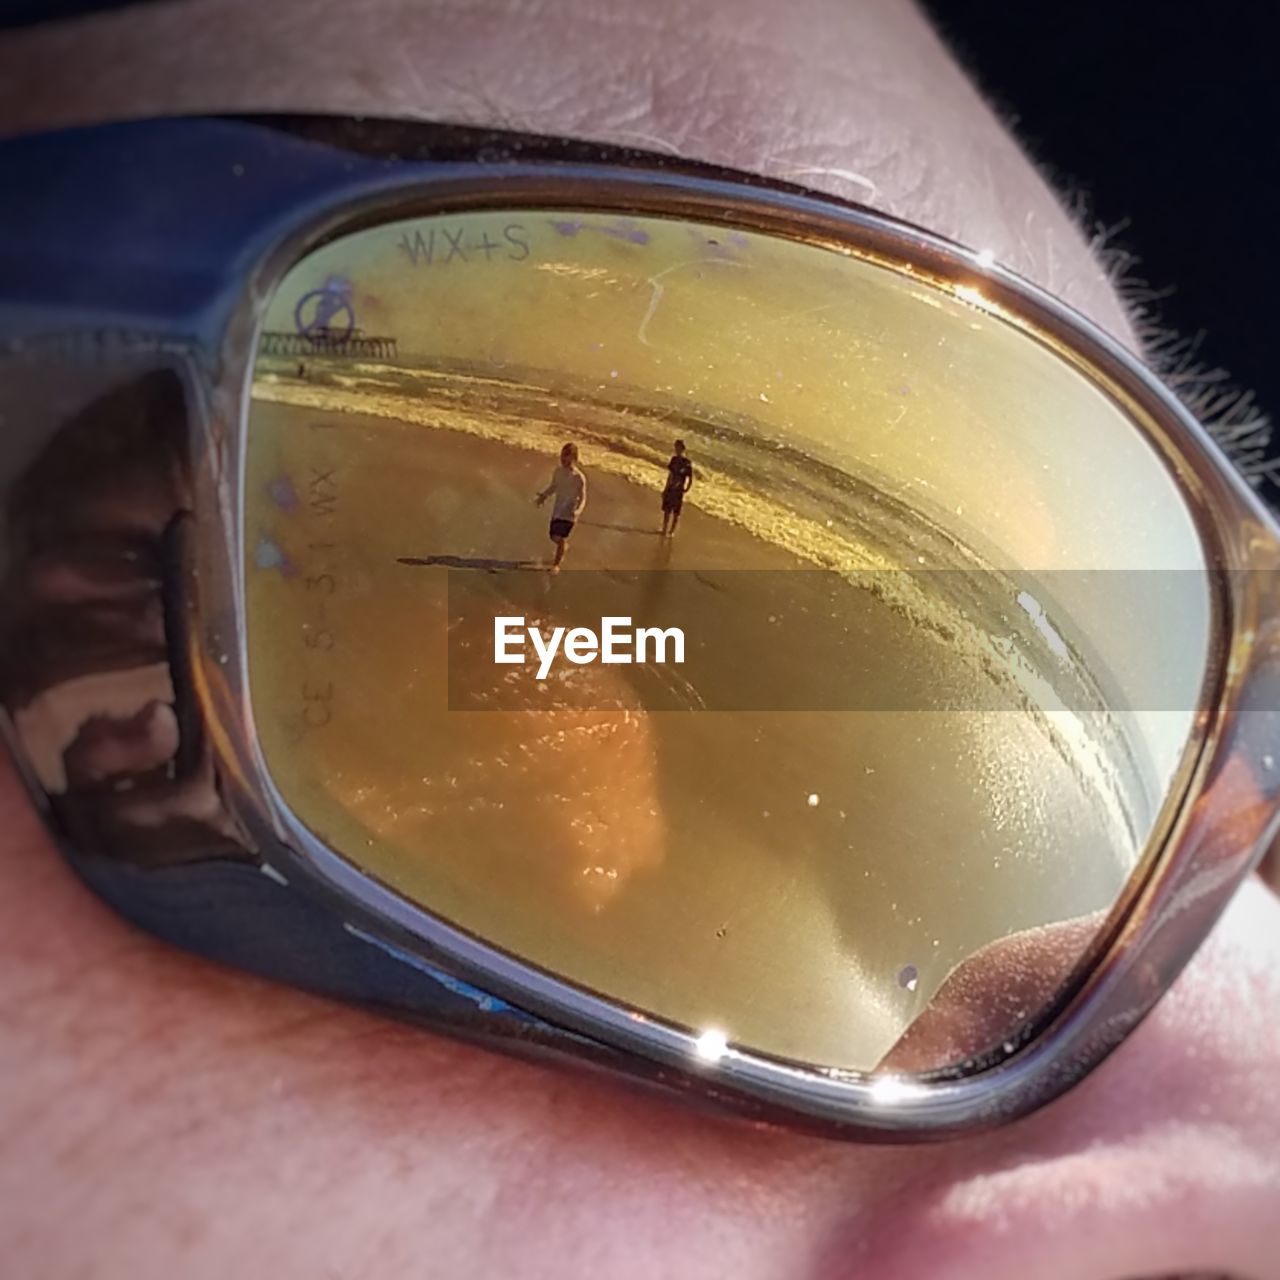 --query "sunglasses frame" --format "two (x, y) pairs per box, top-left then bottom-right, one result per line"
(1, 114), (1277, 1141)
